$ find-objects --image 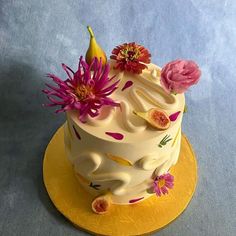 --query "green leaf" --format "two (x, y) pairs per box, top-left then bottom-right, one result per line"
(158, 134), (172, 148)
(162, 135), (169, 142)
(165, 138), (172, 143)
